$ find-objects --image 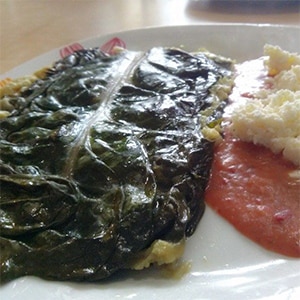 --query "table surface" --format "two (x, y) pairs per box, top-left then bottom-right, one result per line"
(1, 0), (299, 74)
